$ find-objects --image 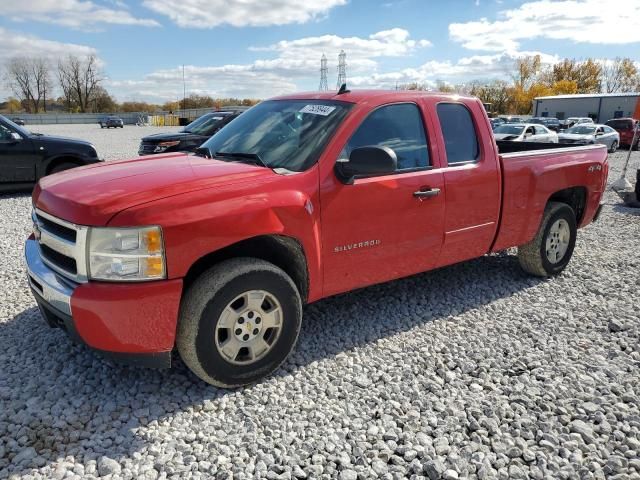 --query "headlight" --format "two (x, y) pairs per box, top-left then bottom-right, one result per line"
(88, 226), (166, 281)
(154, 141), (180, 153)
